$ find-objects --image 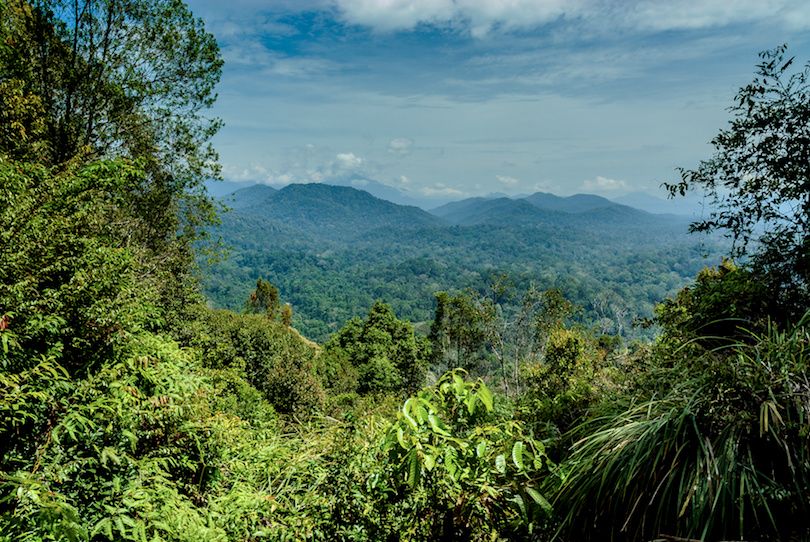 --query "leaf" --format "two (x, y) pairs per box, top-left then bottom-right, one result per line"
(511, 494), (527, 518)
(396, 426), (407, 449)
(526, 487), (553, 514)
(445, 446), (459, 481)
(424, 448), (436, 471)
(402, 398), (418, 429)
(495, 454), (506, 474)
(476, 382), (494, 412)
(415, 404), (429, 425)
(100, 446), (121, 467)
(428, 412), (450, 436)
(512, 441), (525, 470)
(406, 448), (420, 490)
